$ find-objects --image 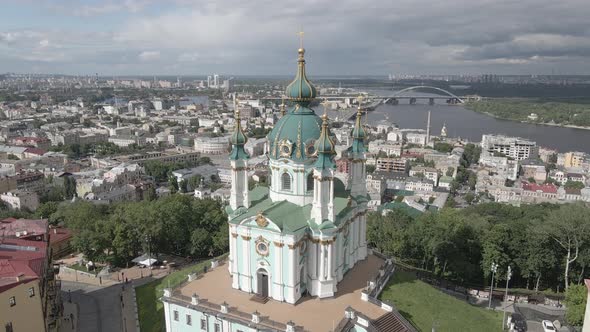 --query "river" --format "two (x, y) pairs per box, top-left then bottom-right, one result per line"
(357, 91), (590, 154)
